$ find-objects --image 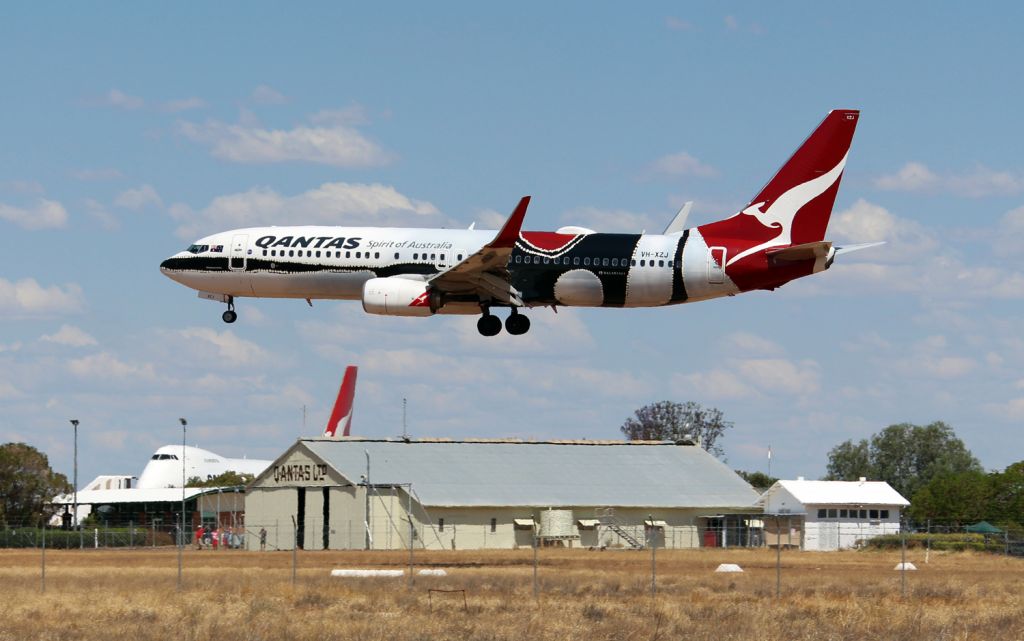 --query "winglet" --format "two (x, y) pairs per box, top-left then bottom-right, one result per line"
(491, 196), (531, 248)
(324, 366), (358, 438)
(663, 201), (693, 235)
